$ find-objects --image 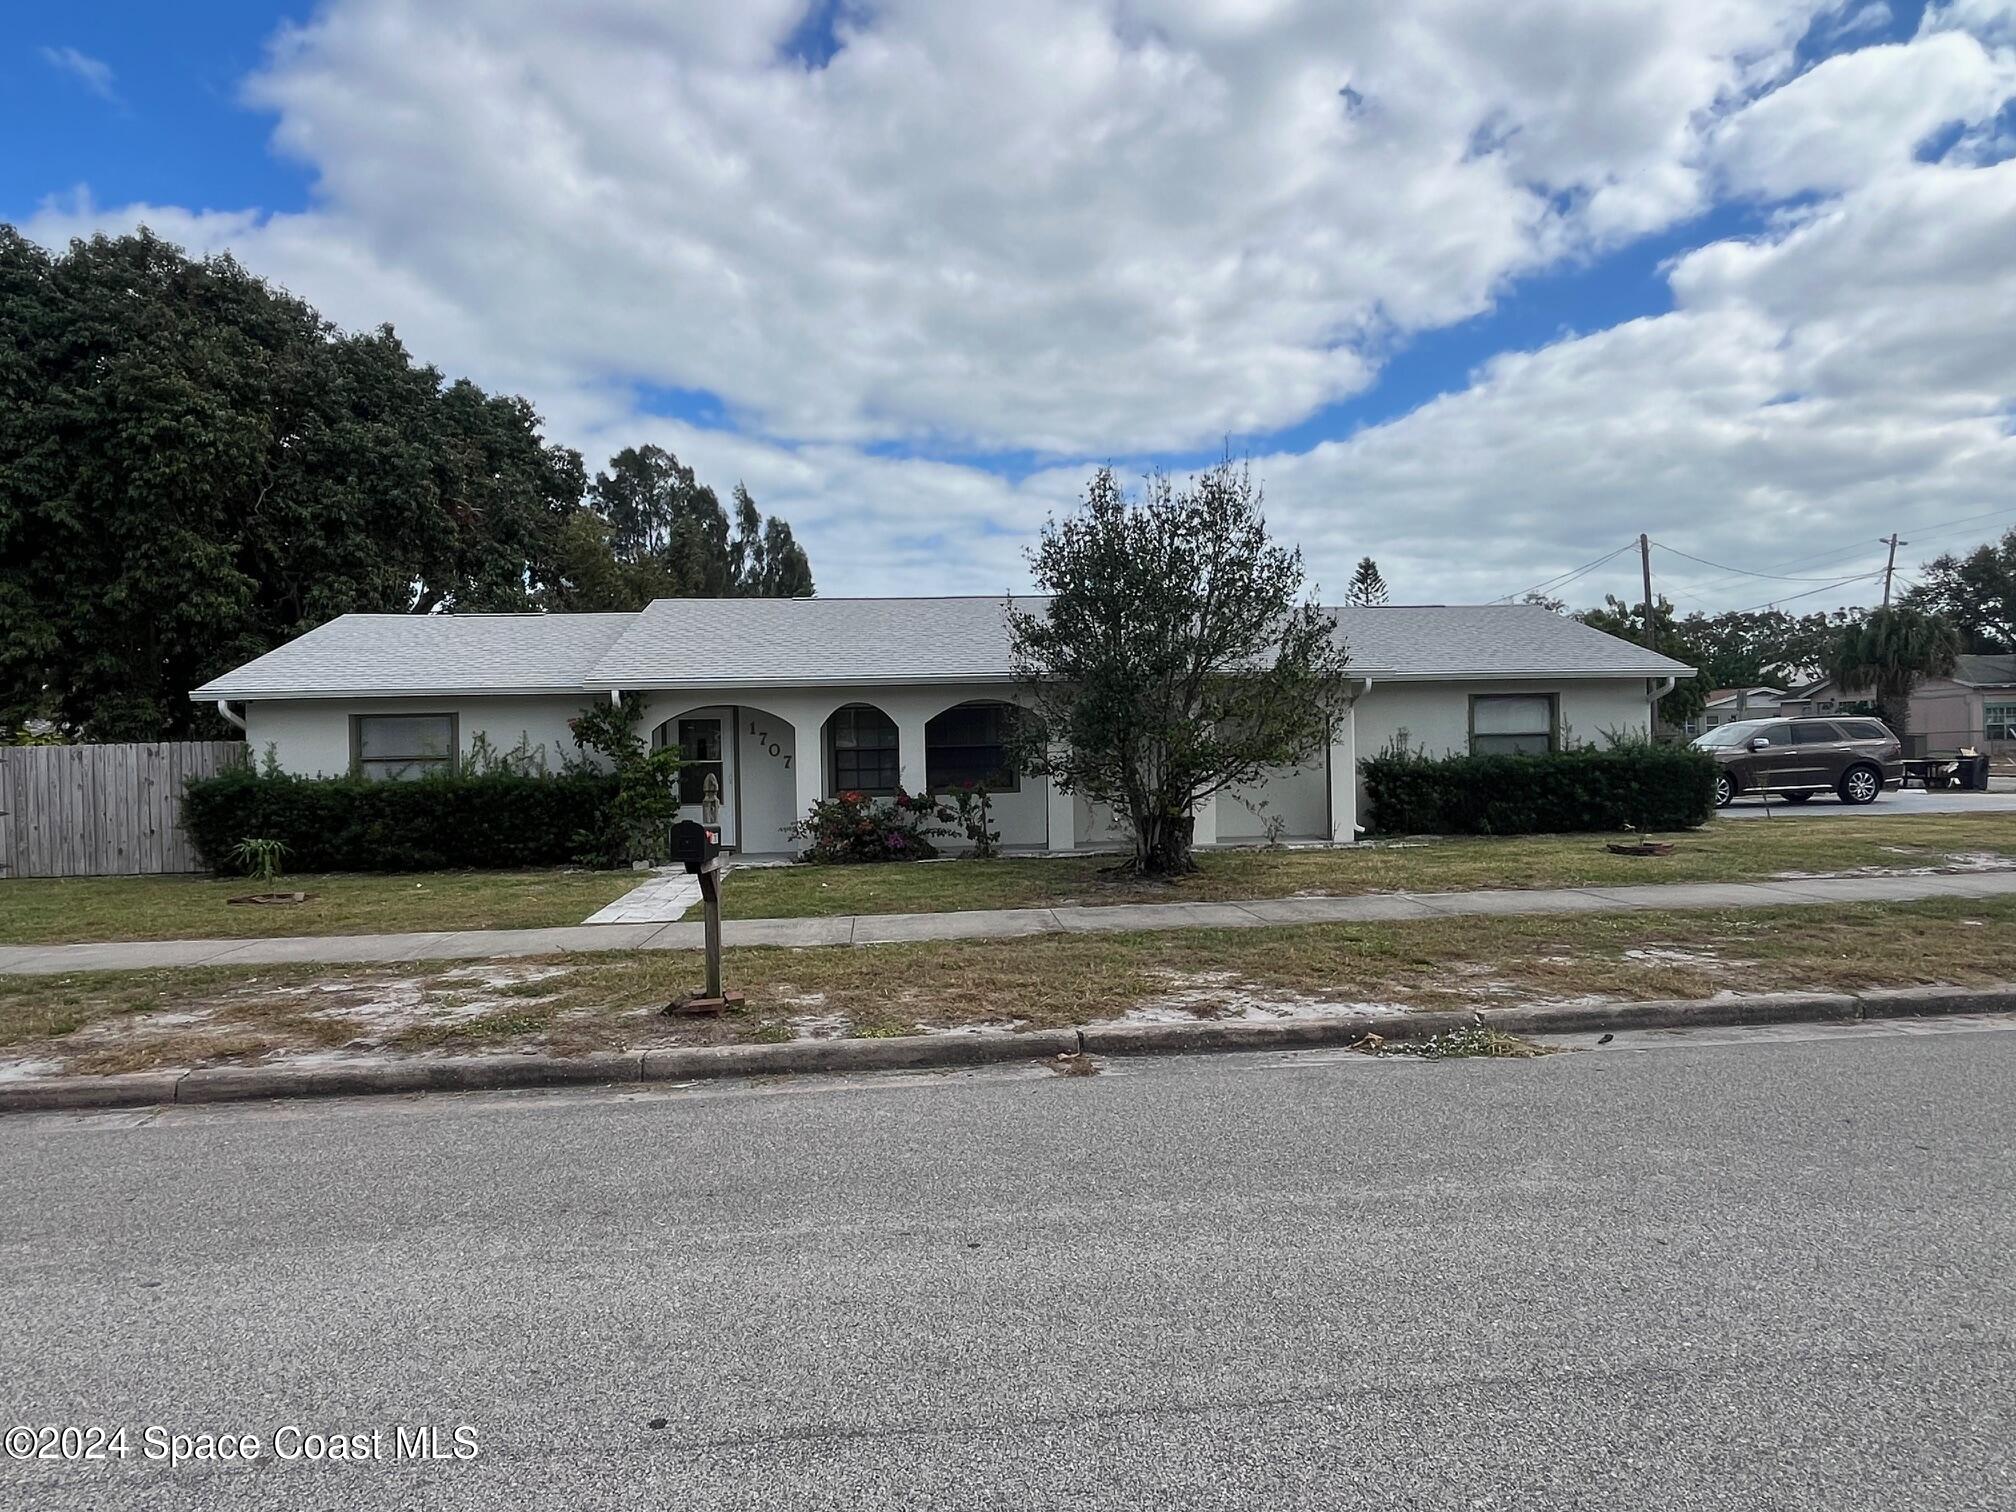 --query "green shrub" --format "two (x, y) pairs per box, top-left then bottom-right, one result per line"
(182, 767), (623, 874)
(1360, 744), (1716, 836)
